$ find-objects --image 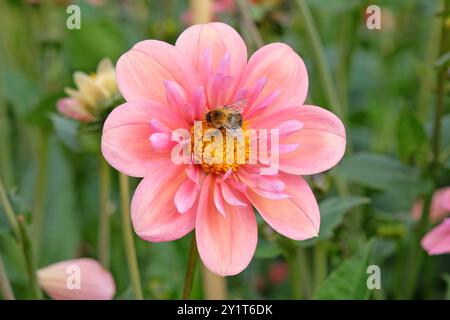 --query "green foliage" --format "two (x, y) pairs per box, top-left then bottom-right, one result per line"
(313, 242), (373, 300)
(397, 106), (429, 163)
